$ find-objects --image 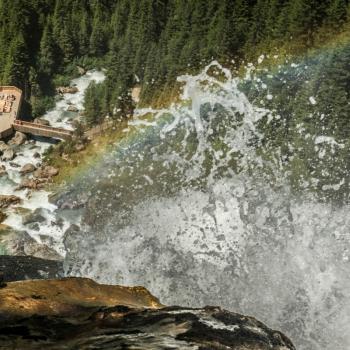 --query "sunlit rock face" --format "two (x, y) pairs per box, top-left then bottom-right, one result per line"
(0, 277), (295, 350)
